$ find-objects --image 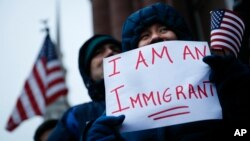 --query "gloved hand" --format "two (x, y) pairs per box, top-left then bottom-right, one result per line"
(203, 55), (250, 121)
(86, 115), (125, 141)
(202, 55), (237, 83)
